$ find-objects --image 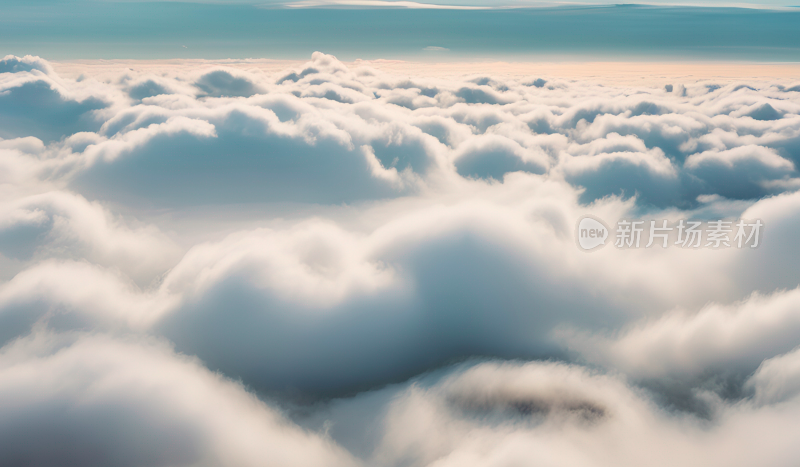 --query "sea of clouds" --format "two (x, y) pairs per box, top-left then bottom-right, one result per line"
(2, 51), (800, 466)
